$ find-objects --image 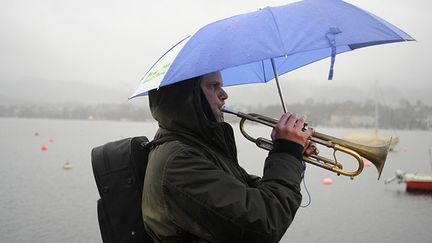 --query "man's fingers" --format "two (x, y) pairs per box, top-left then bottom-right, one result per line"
(304, 142), (319, 156)
(285, 114), (298, 128)
(309, 143), (319, 155)
(293, 117), (305, 130)
(304, 127), (314, 137)
(278, 112), (292, 126)
(274, 112), (315, 147)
